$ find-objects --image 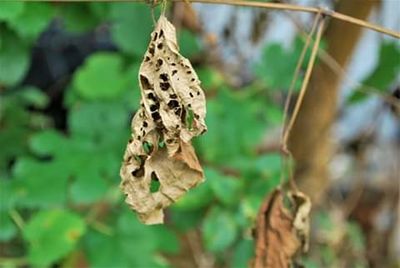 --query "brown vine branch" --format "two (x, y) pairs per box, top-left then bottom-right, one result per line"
(279, 11), (321, 188)
(279, 15), (326, 191)
(281, 12), (321, 148)
(46, 0), (400, 38)
(282, 16), (326, 153)
(186, 0), (400, 39)
(282, 7), (400, 110)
